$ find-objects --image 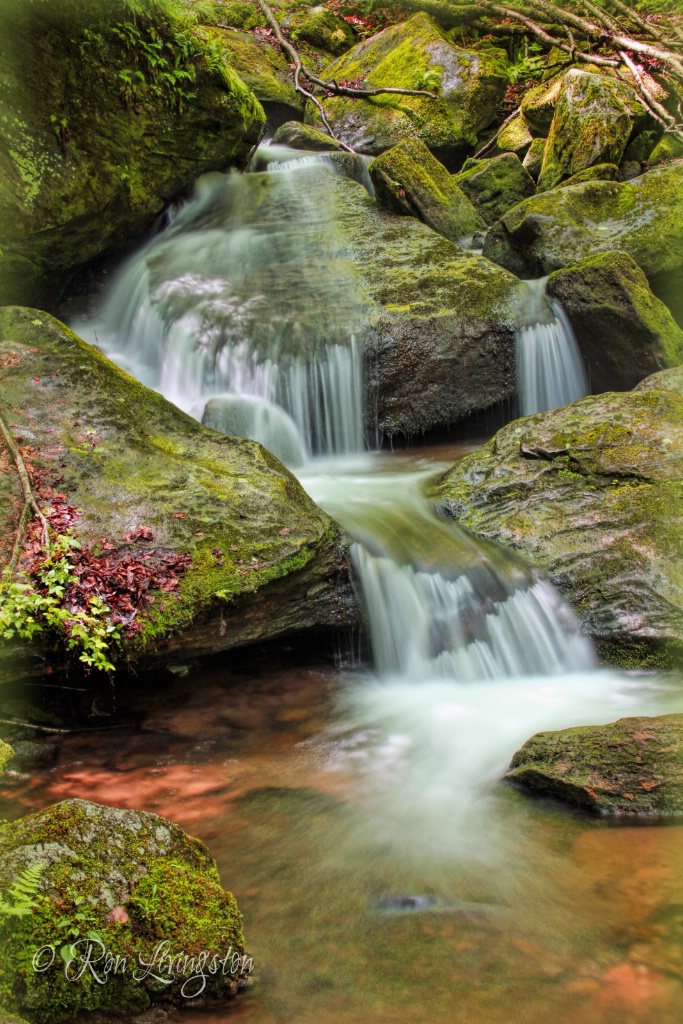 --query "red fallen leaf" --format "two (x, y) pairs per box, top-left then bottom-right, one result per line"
(130, 525), (154, 542)
(172, 512), (186, 519)
(33, 377), (40, 383)
(278, 527), (291, 536)
(194, 531), (204, 537)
